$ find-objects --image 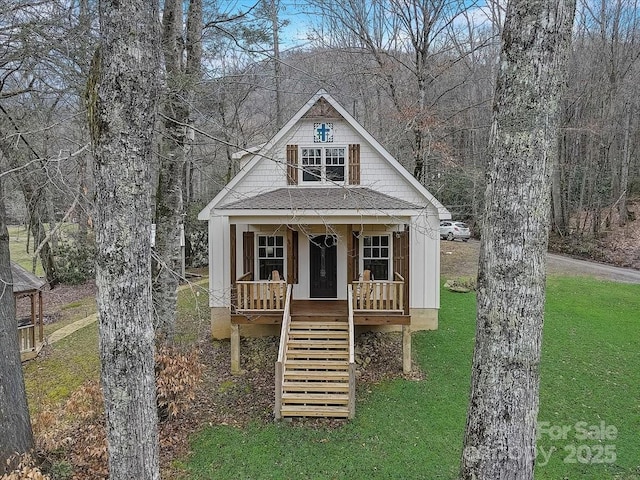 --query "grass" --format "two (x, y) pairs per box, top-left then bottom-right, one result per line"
(23, 279), (210, 413)
(24, 322), (100, 409)
(44, 296), (97, 336)
(9, 225), (45, 276)
(8, 222), (80, 277)
(183, 276), (640, 479)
